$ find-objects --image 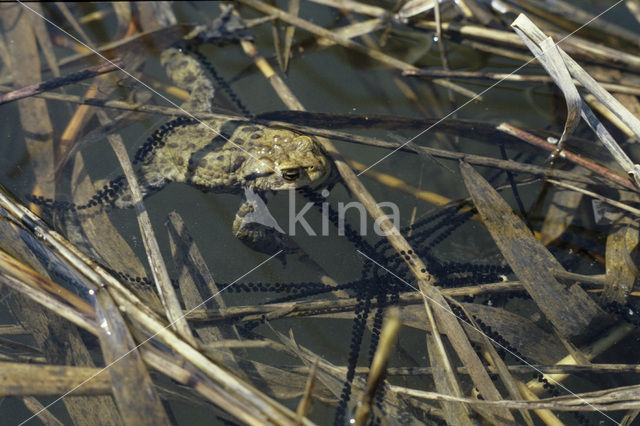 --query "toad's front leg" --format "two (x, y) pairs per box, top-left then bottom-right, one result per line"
(232, 191), (296, 258)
